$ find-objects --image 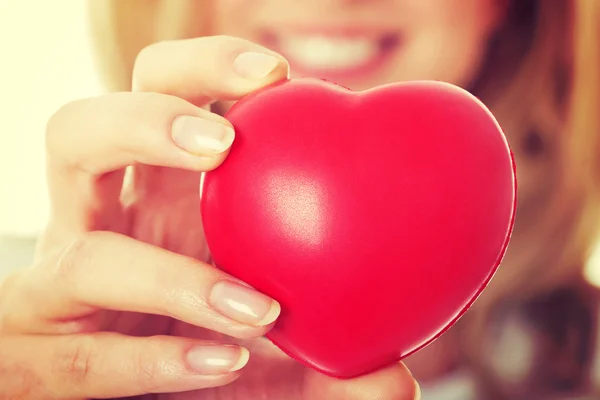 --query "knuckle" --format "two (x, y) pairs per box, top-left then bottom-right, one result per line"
(156, 285), (182, 316)
(132, 40), (174, 88)
(132, 91), (189, 119)
(157, 277), (197, 317)
(151, 264), (216, 323)
(55, 335), (96, 385)
(45, 100), (80, 155)
(45, 96), (106, 169)
(136, 39), (171, 63)
(52, 234), (91, 282)
(51, 232), (104, 284)
(132, 339), (166, 393)
(160, 285), (208, 321)
(133, 42), (156, 73)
